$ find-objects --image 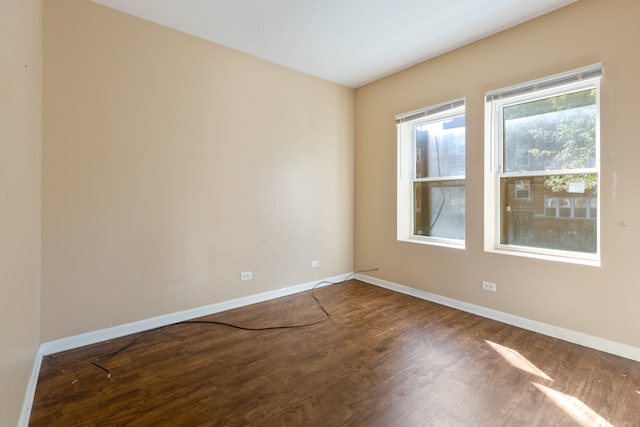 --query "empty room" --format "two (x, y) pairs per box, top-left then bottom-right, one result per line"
(3, 0), (640, 425)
